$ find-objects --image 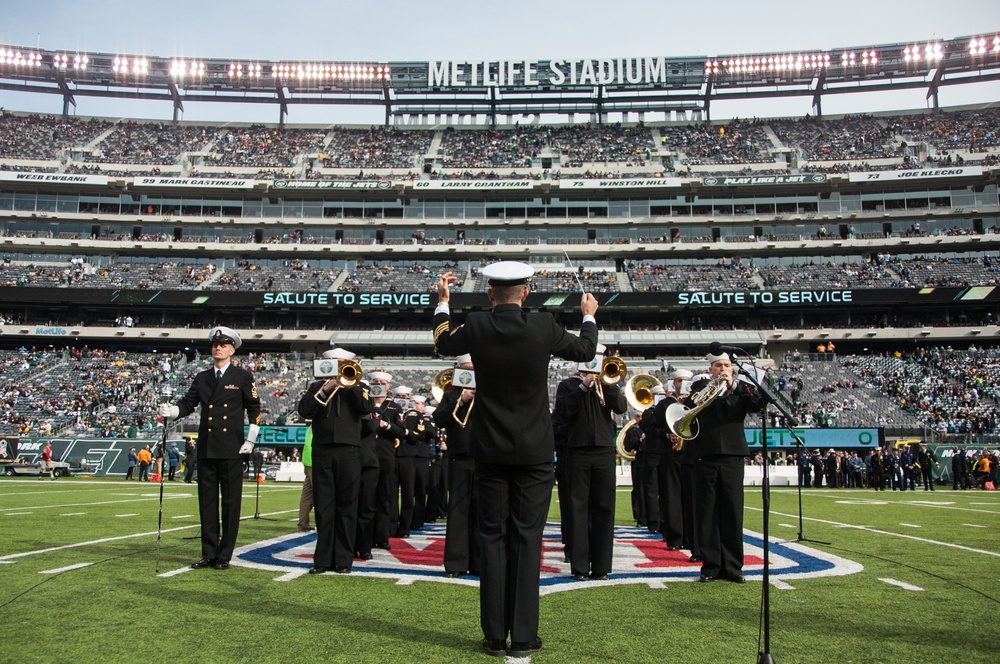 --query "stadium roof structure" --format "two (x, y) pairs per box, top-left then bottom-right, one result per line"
(0, 32), (998, 123)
